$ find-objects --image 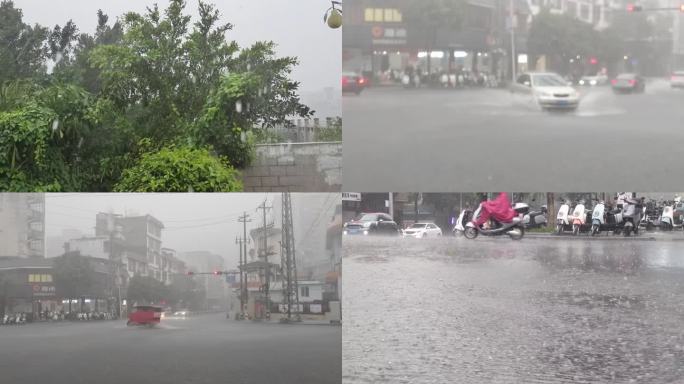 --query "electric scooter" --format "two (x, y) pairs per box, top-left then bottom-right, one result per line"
(591, 201), (605, 236)
(464, 204), (525, 240)
(556, 201), (572, 234)
(571, 201), (587, 236)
